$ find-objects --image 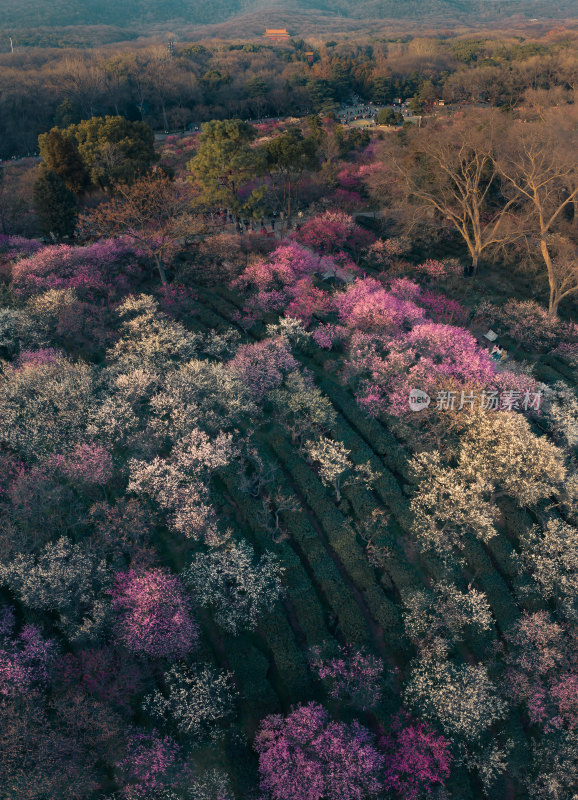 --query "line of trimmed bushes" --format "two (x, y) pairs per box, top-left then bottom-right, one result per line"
(265, 427), (404, 644)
